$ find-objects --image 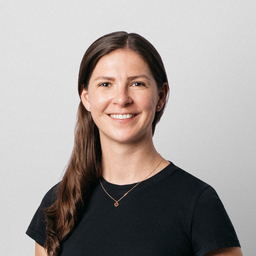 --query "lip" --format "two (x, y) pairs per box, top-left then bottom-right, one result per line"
(109, 113), (137, 120)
